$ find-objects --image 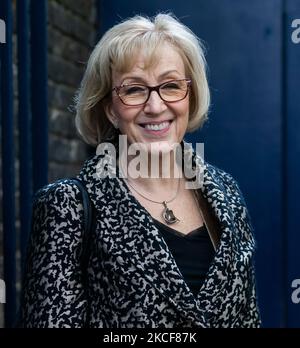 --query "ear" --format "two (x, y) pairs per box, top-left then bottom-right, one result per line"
(104, 102), (119, 129)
